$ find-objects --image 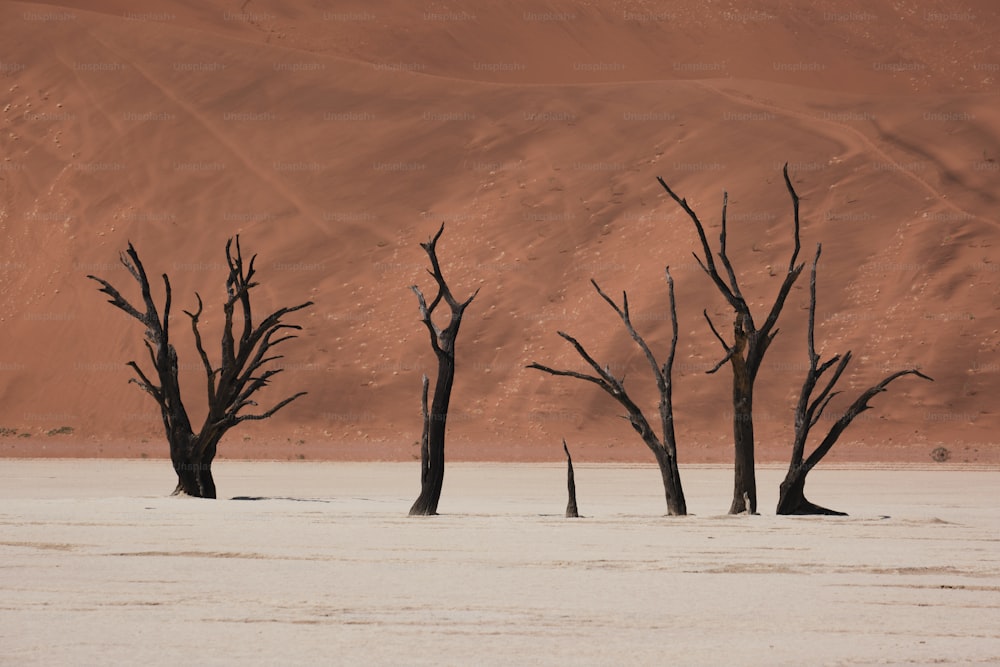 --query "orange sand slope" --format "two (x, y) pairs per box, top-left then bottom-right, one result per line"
(0, 1), (997, 463)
